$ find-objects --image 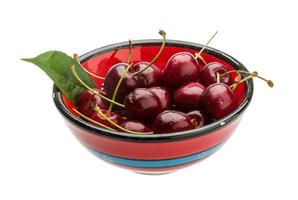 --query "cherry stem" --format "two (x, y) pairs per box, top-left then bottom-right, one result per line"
(133, 30), (166, 76)
(108, 63), (132, 112)
(94, 106), (153, 134)
(73, 108), (116, 131)
(196, 54), (207, 65)
(107, 40), (133, 113)
(229, 74), (254, 91)
(220, 70), (243, 90)
(70, 64), (125, 108)
(220, 70), (256, 77)
(227, 70), (274, 90)
(194, 31), (218, 64)
(231, 73), (242, 91)
(73, 54), (105, 80)
(216, 72), (220, 83)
